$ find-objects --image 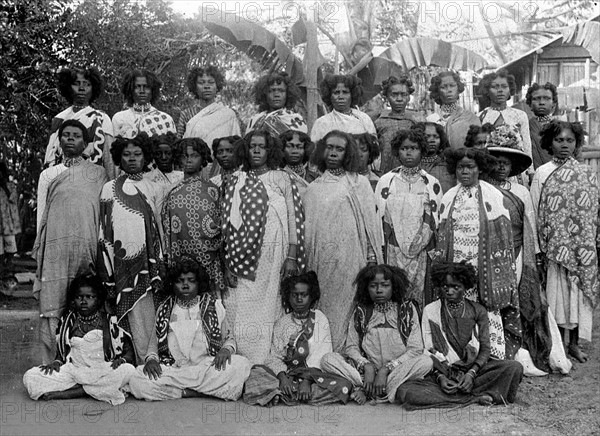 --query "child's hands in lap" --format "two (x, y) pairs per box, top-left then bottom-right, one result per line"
(39, 361), (62, 375)
(439, 375), (458, 394)
(373, 367), (389, 397)
(457, 372), (474, 393)
(212, 348), (232, 371)
(143, 359), (162, 380)
(363, 363), (376, 397)
(278, 373), (294, 397)
(297, 379), (312, 402)
(111, 357), (126, 370)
